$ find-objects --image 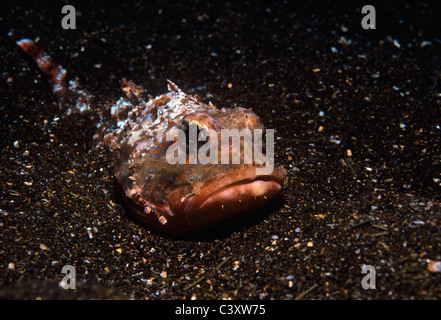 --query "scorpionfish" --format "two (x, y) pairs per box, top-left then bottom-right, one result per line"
(17, 38), (285, 234)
